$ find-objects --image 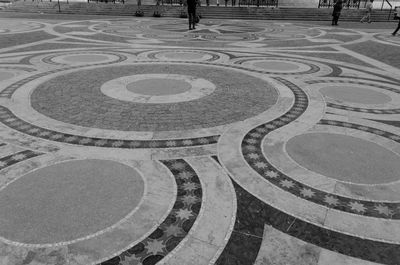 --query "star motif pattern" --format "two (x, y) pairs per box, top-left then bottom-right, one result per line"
(107, 159), (202, 264)
(240, 83), (400, 220)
